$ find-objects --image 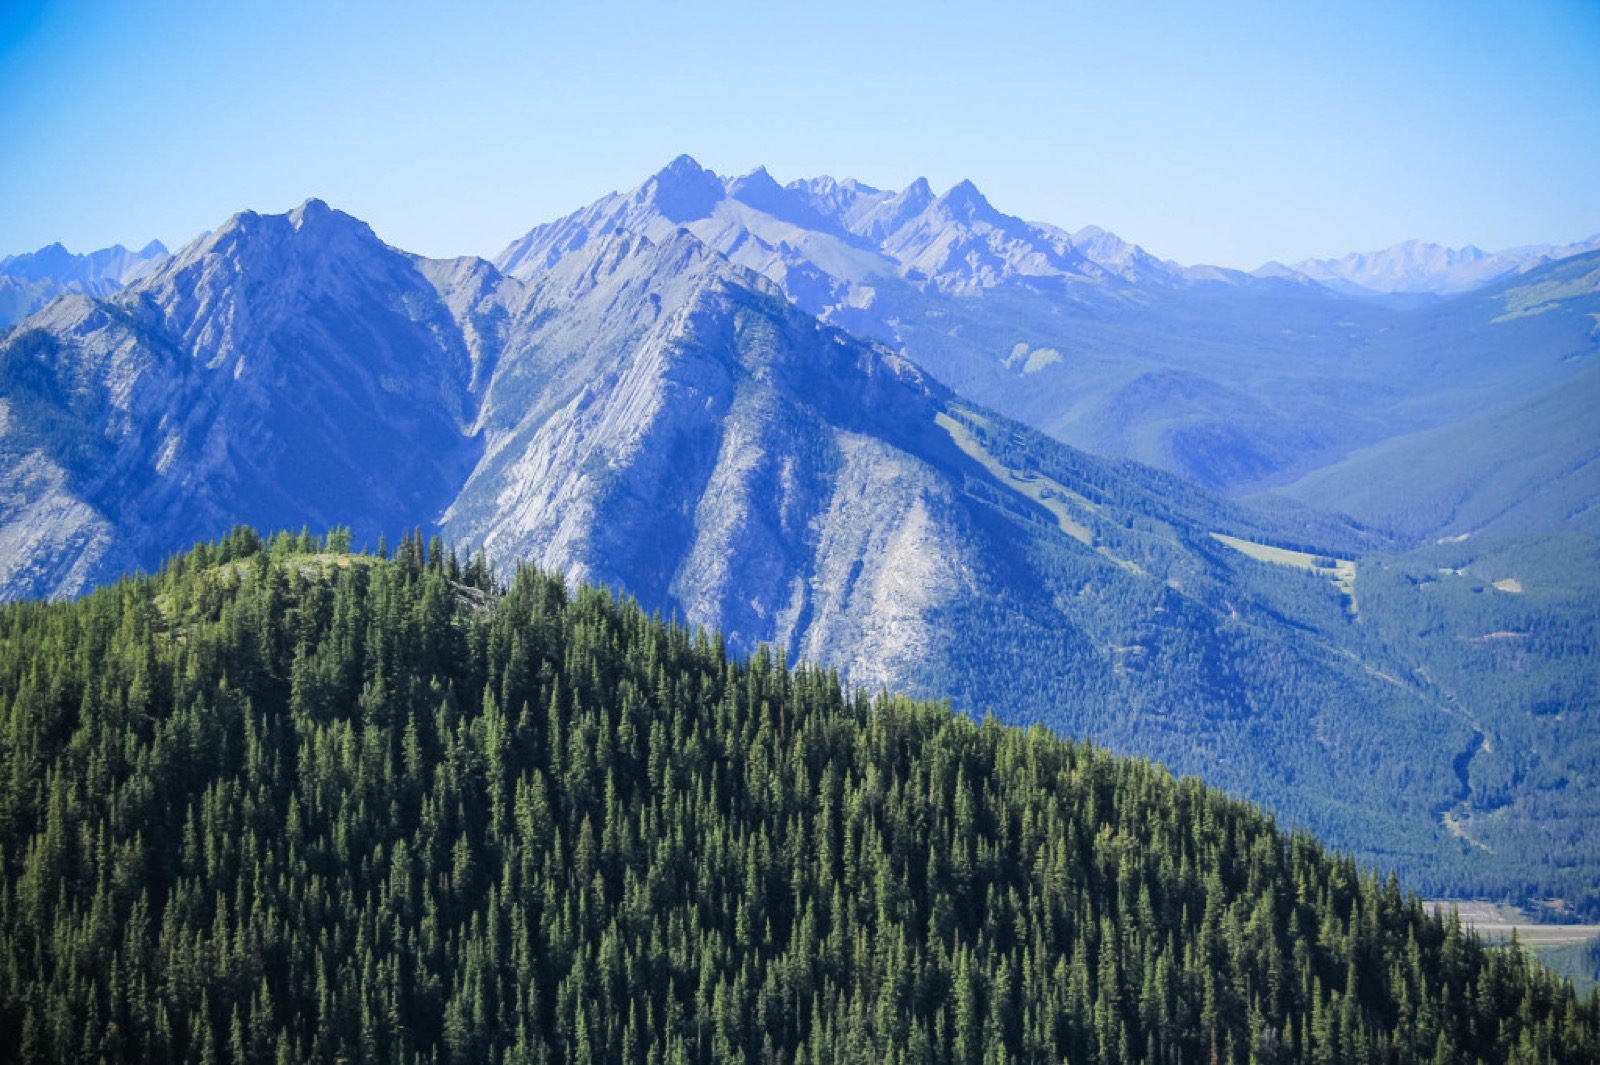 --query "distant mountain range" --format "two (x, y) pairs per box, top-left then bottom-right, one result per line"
(1263, 235), (1600, 298)
(0, 161), (1596, 909)
(490, 159), (1600, 504)
(0, 239), (168, 327)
